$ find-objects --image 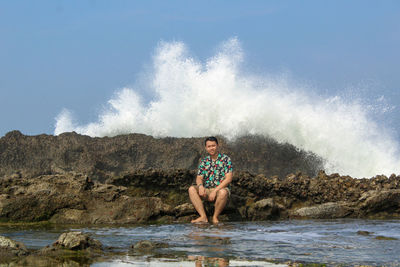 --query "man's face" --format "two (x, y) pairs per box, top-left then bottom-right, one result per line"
(205, 141), (218, 157)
